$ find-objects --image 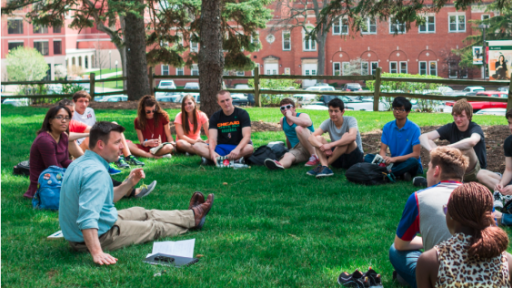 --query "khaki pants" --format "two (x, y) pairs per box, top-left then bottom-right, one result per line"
(463, 160), (481, 183)
(69, 207), (195, 251)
